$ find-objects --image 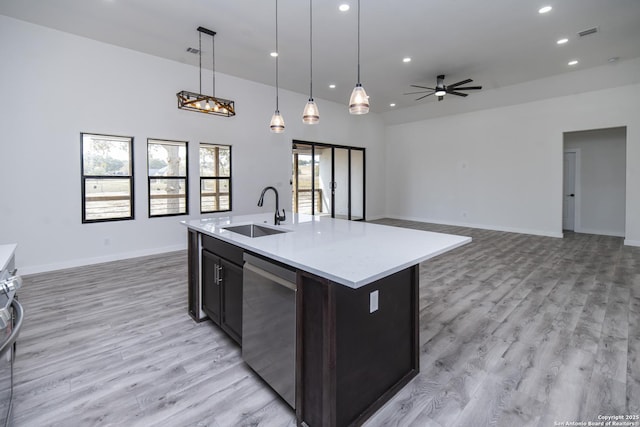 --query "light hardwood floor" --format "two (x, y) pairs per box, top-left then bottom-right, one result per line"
(13, 220), (640, 426)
